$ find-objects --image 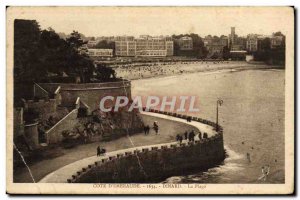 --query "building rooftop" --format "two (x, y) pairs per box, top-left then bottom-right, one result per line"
(179, 36), (192, 40)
